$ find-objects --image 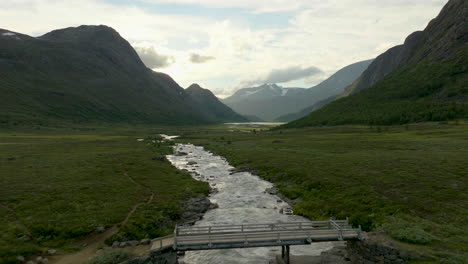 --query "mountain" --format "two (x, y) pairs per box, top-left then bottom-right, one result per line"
(281, 0), (467, 128)
(224, 83), (306, 102)
(222, 84), (307, 121)
(275, 59), (374, 121)
(185, 84), (247, 122)
(223, 59), (373, 121)
(0, 25), (234, 126)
